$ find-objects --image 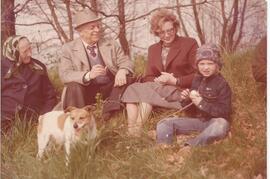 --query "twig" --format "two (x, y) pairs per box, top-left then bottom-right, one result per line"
(162, 102), (194, 119)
